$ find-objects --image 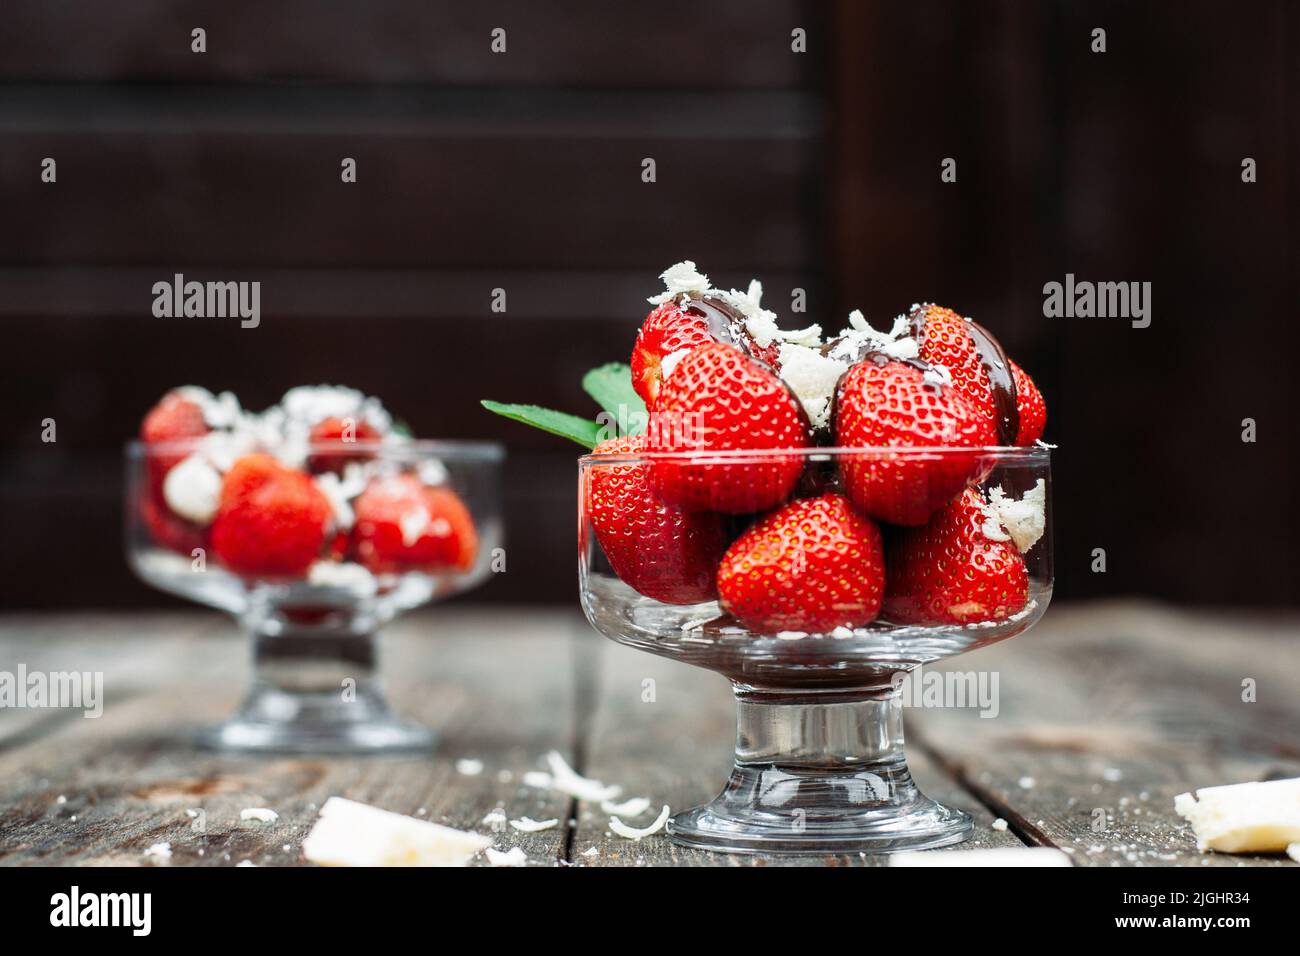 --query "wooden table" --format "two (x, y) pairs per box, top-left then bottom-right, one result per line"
(1, 601), (1296, 867)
